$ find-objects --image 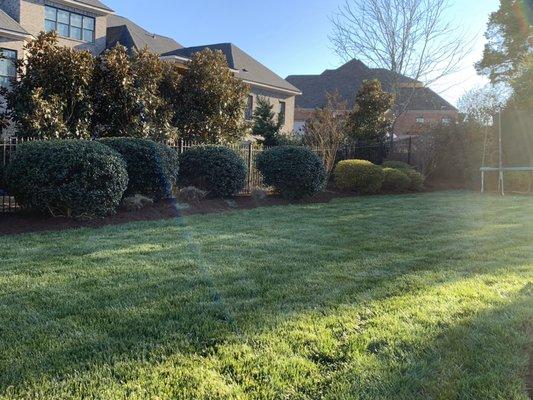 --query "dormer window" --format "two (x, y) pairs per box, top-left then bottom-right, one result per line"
(45, 6), (95, 43)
